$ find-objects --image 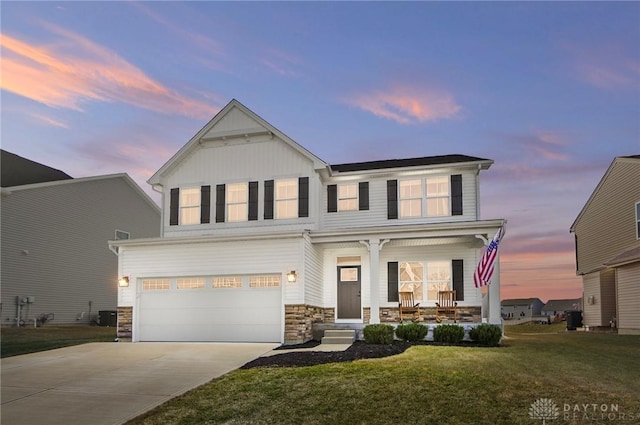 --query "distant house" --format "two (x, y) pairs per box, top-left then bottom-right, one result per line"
(570, 156), (640, 334)
(1, 150), (160, 326)
(542, 299), (582, 318)
(501, 298), (544, 322)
